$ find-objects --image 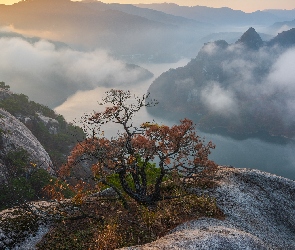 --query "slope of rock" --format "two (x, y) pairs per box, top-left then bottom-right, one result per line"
(121, 166), (295, 249)
(0, 108), (54, 182)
